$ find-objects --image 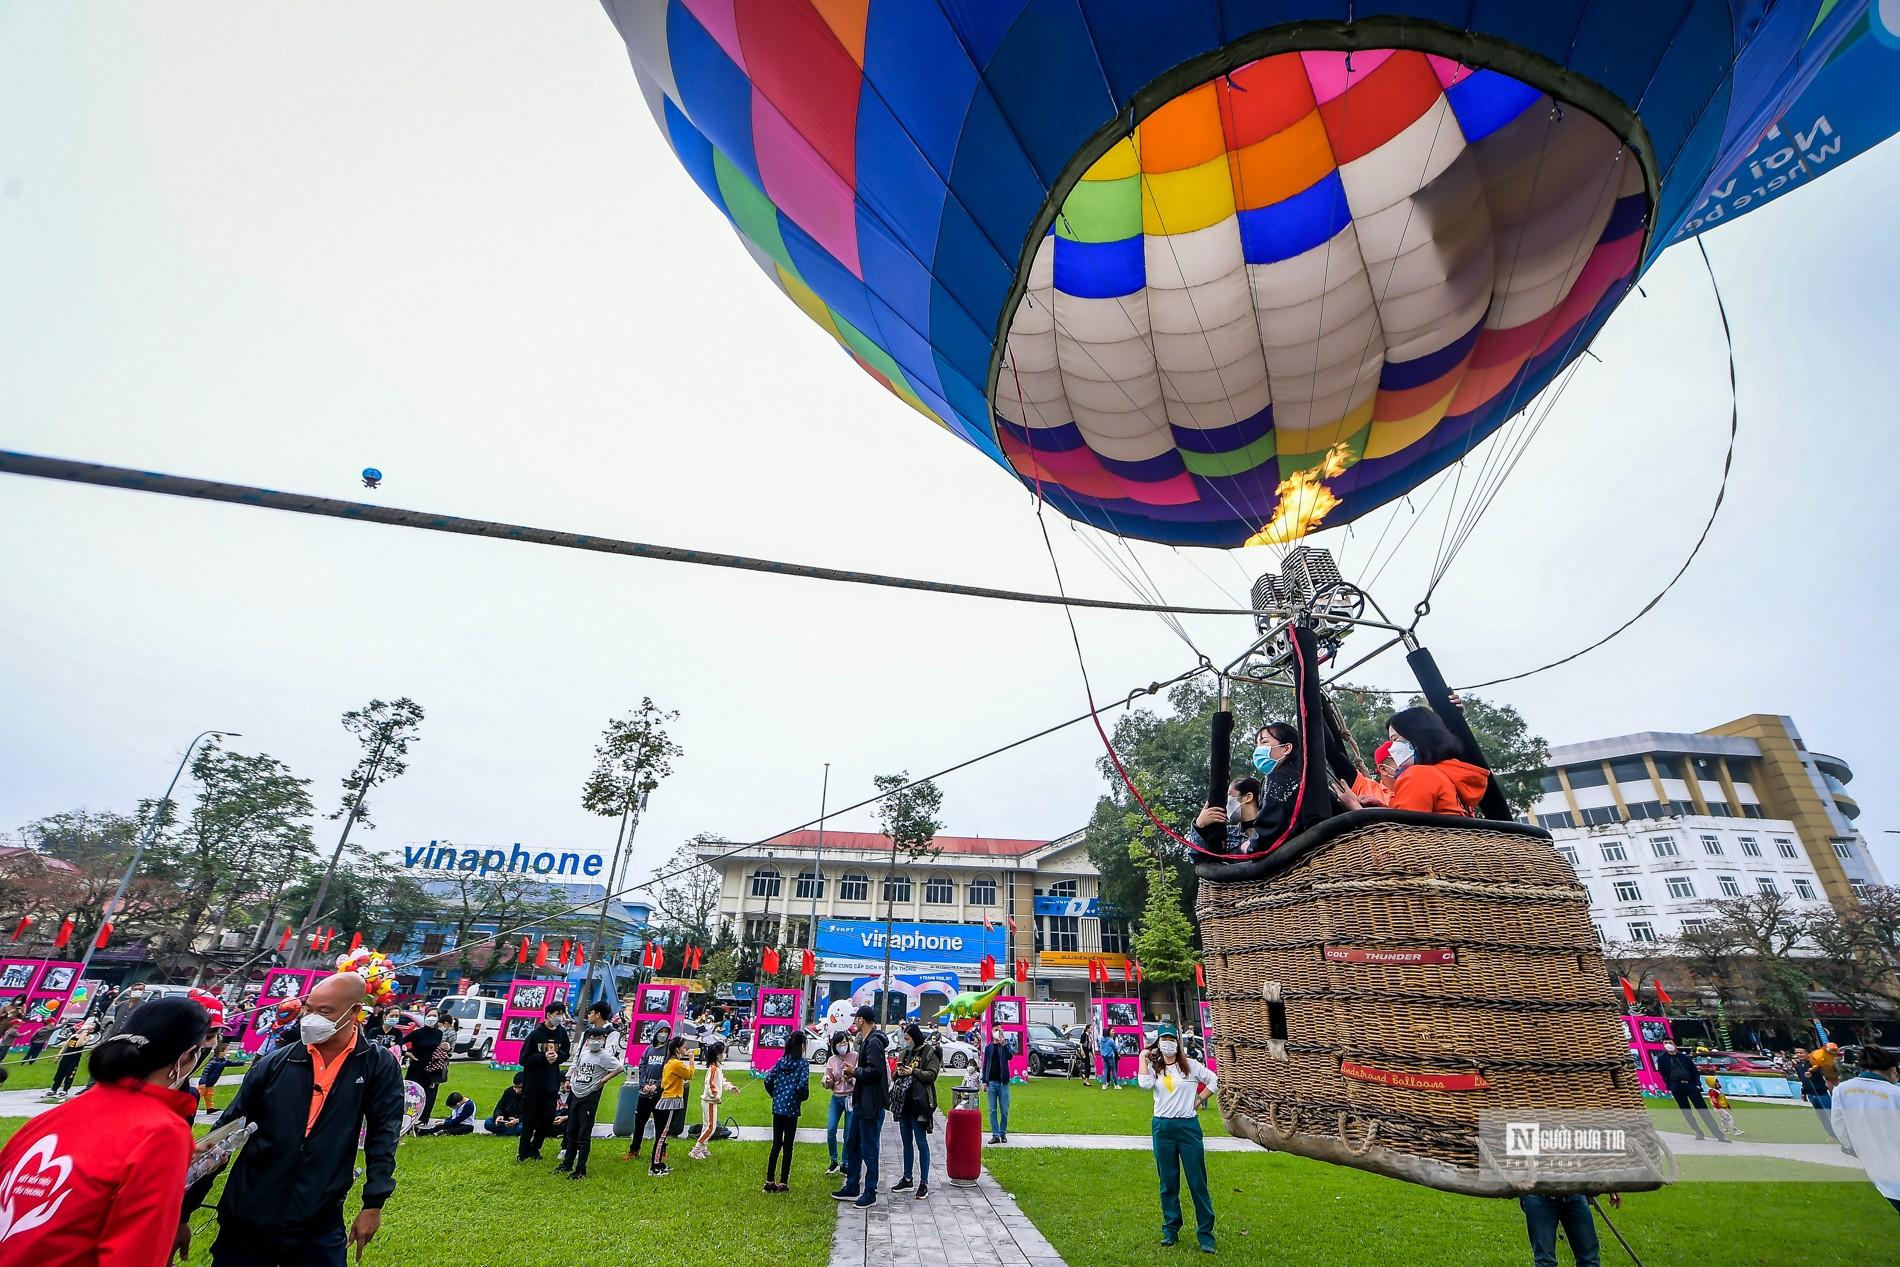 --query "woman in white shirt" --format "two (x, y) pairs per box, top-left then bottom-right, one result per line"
(1138, 1023), (1218, 1253)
